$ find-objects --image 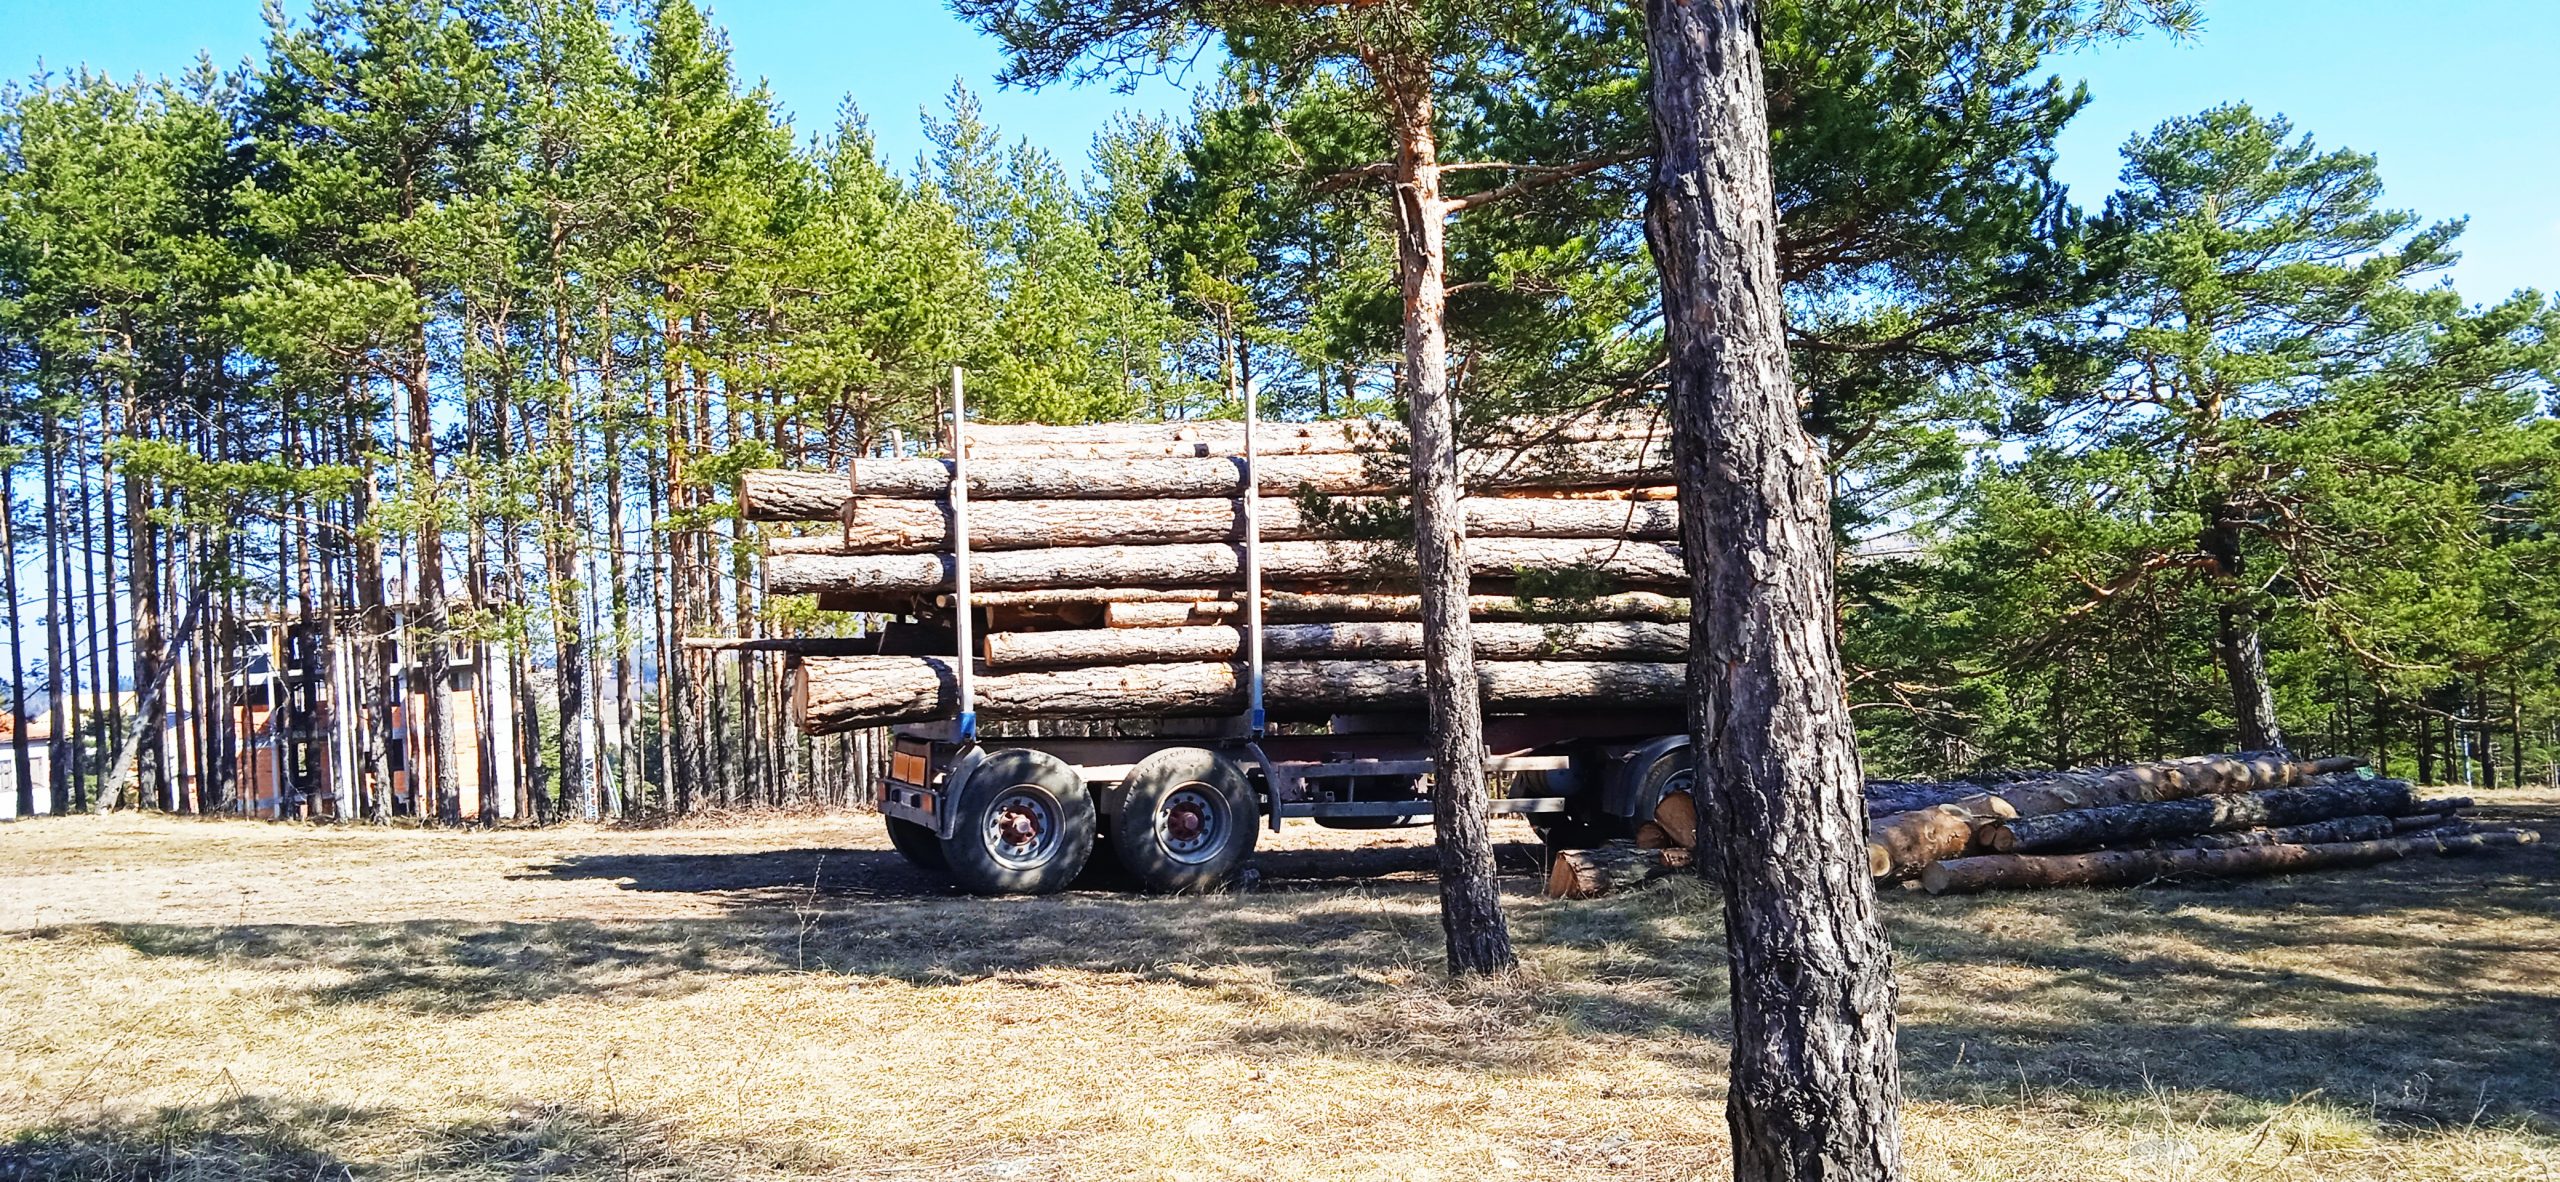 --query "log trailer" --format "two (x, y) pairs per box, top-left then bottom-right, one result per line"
(815, 370), (1693, 895)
